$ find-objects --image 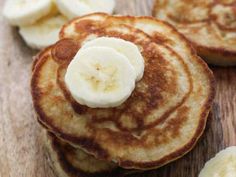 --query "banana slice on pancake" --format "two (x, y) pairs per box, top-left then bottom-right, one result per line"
(65, 46), (136, 108)
(3, 0), (53, 26)
(55, 0), (115, 19)
(81, 37), (145, 81)
(199, 147), (236, 177)
(19, 14), (67, 49)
